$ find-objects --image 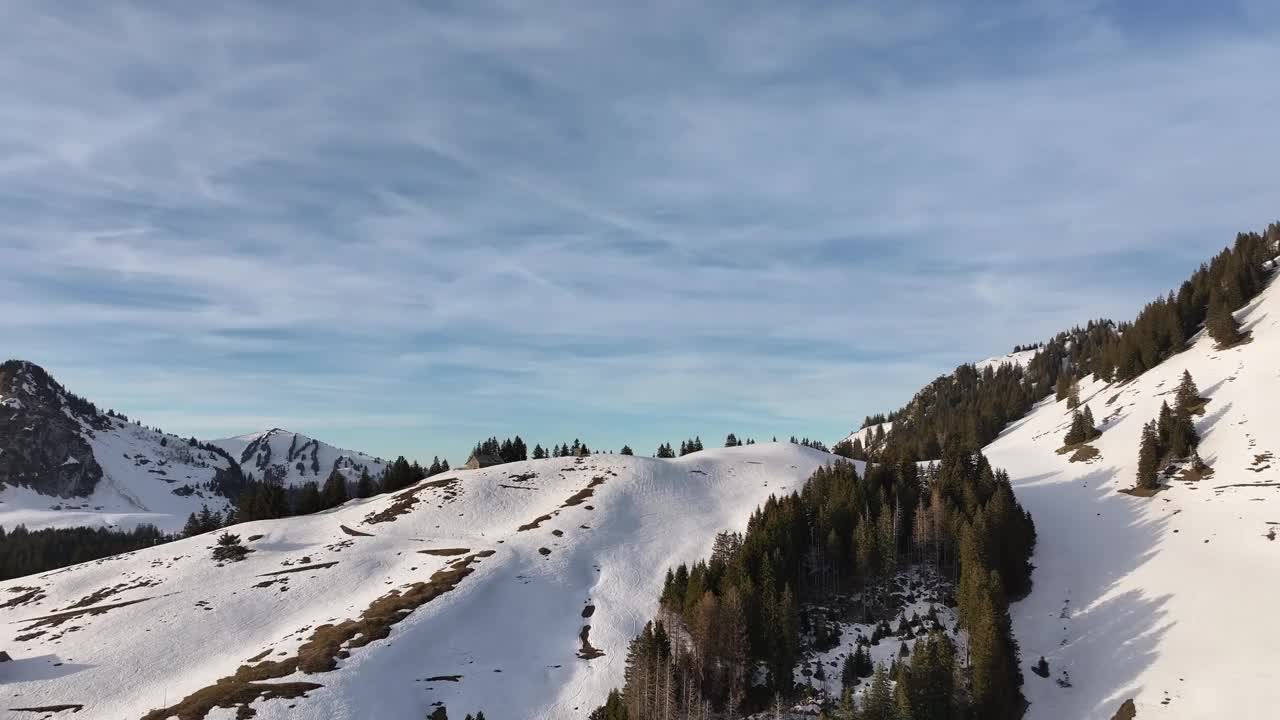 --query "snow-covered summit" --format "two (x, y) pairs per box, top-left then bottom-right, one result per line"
(212, 428), (386, 488)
